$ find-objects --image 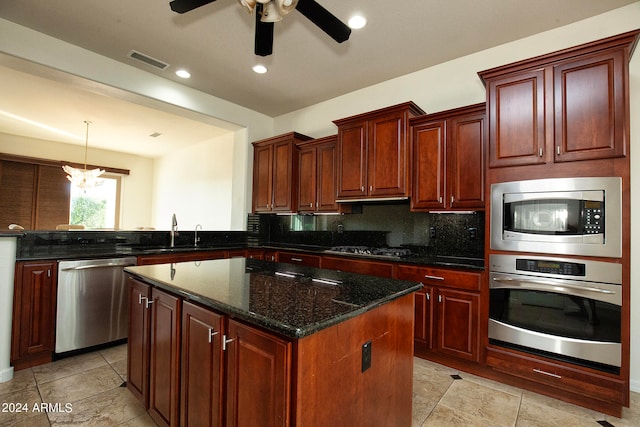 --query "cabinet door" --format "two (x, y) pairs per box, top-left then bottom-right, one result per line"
(316, 140), (339, 212)
(487, 69), (547, 168)
(436, 288), (479, 362)
(277, 251), (321, 268)
(411, 120), (446, 210)
(225, 319), (291, 427)
(414, 286), (435, 350)
(297, 144), (317, 212)
(272, 140), (296, 212)
(337, 121), (367, 198)
(127, 277), (151, 407)
(321, 256), (394, 278)
(181, 301), (224, 427)
(11, 261), (56, 367)
(149, 288), (181, 427)
(253, 144), (274, 212)
(554, 49), (626, 162)
(448, 112), (485, 209)
(368, 110), (408, 197)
